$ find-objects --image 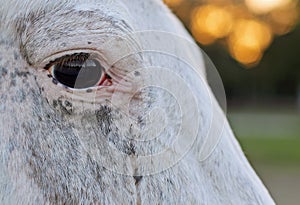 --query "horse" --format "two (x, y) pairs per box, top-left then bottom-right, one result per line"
(0, 0), (275, 204)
